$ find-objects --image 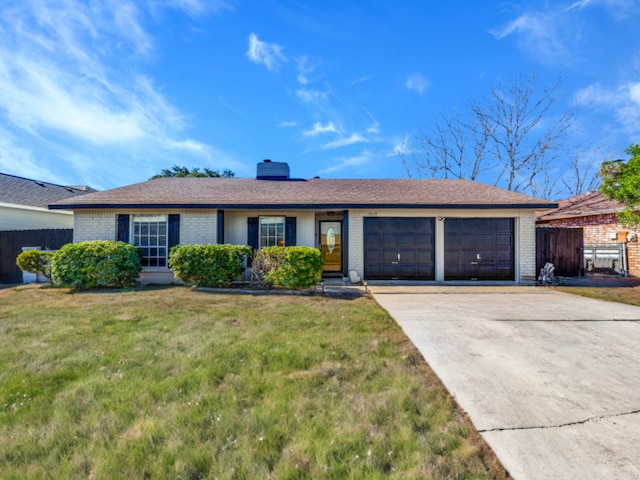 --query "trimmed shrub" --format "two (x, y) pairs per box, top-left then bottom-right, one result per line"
(169, 244), (252, 287)
(253, 246), (323, 289)
(51, 241), (142, 288)
(16, 249), (54, 282)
